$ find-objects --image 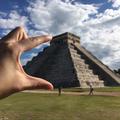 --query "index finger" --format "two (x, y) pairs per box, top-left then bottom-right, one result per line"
(18, 35), (52, 52)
